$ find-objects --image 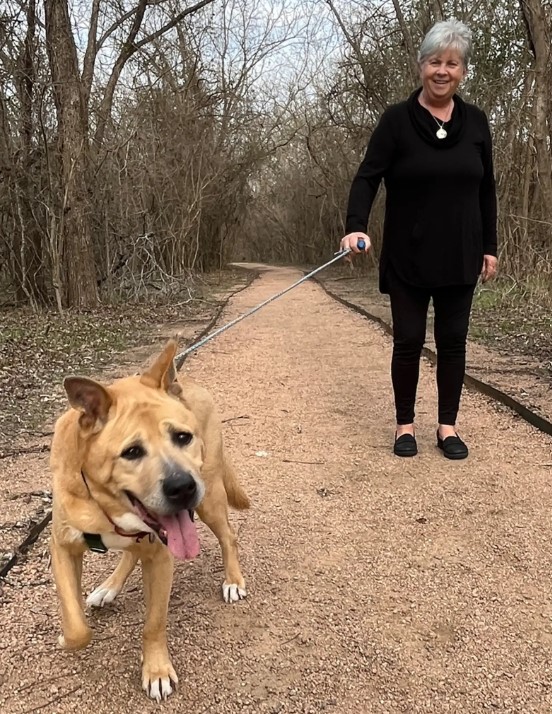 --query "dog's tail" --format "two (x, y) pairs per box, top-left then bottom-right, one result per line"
(223, 457), (250, 510)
